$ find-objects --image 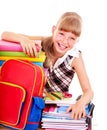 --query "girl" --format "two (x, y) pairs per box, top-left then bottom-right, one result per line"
(1, 12), (94, 120)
